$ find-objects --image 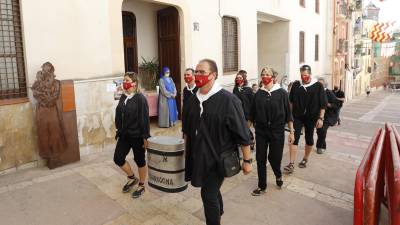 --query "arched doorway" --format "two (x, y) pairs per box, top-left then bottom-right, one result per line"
(157, 6), (181, 117)
(121, 1), (182, 117)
